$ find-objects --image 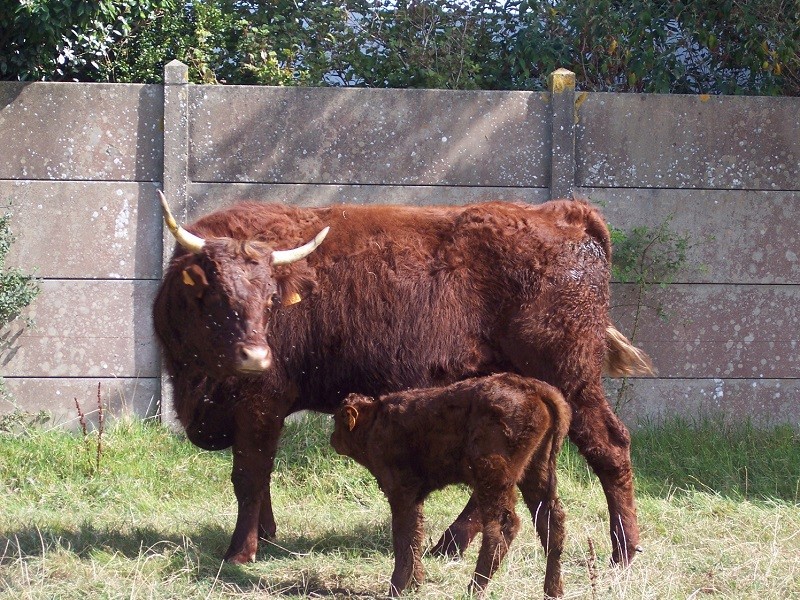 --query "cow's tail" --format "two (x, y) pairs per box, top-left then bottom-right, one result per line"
(604, 324), (655, 377)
